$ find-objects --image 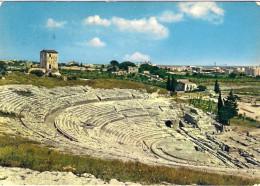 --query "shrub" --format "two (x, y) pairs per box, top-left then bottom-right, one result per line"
(67, 75), (78, 80)
(198, 85), (207, 91)
(30, 70), (44, 77)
